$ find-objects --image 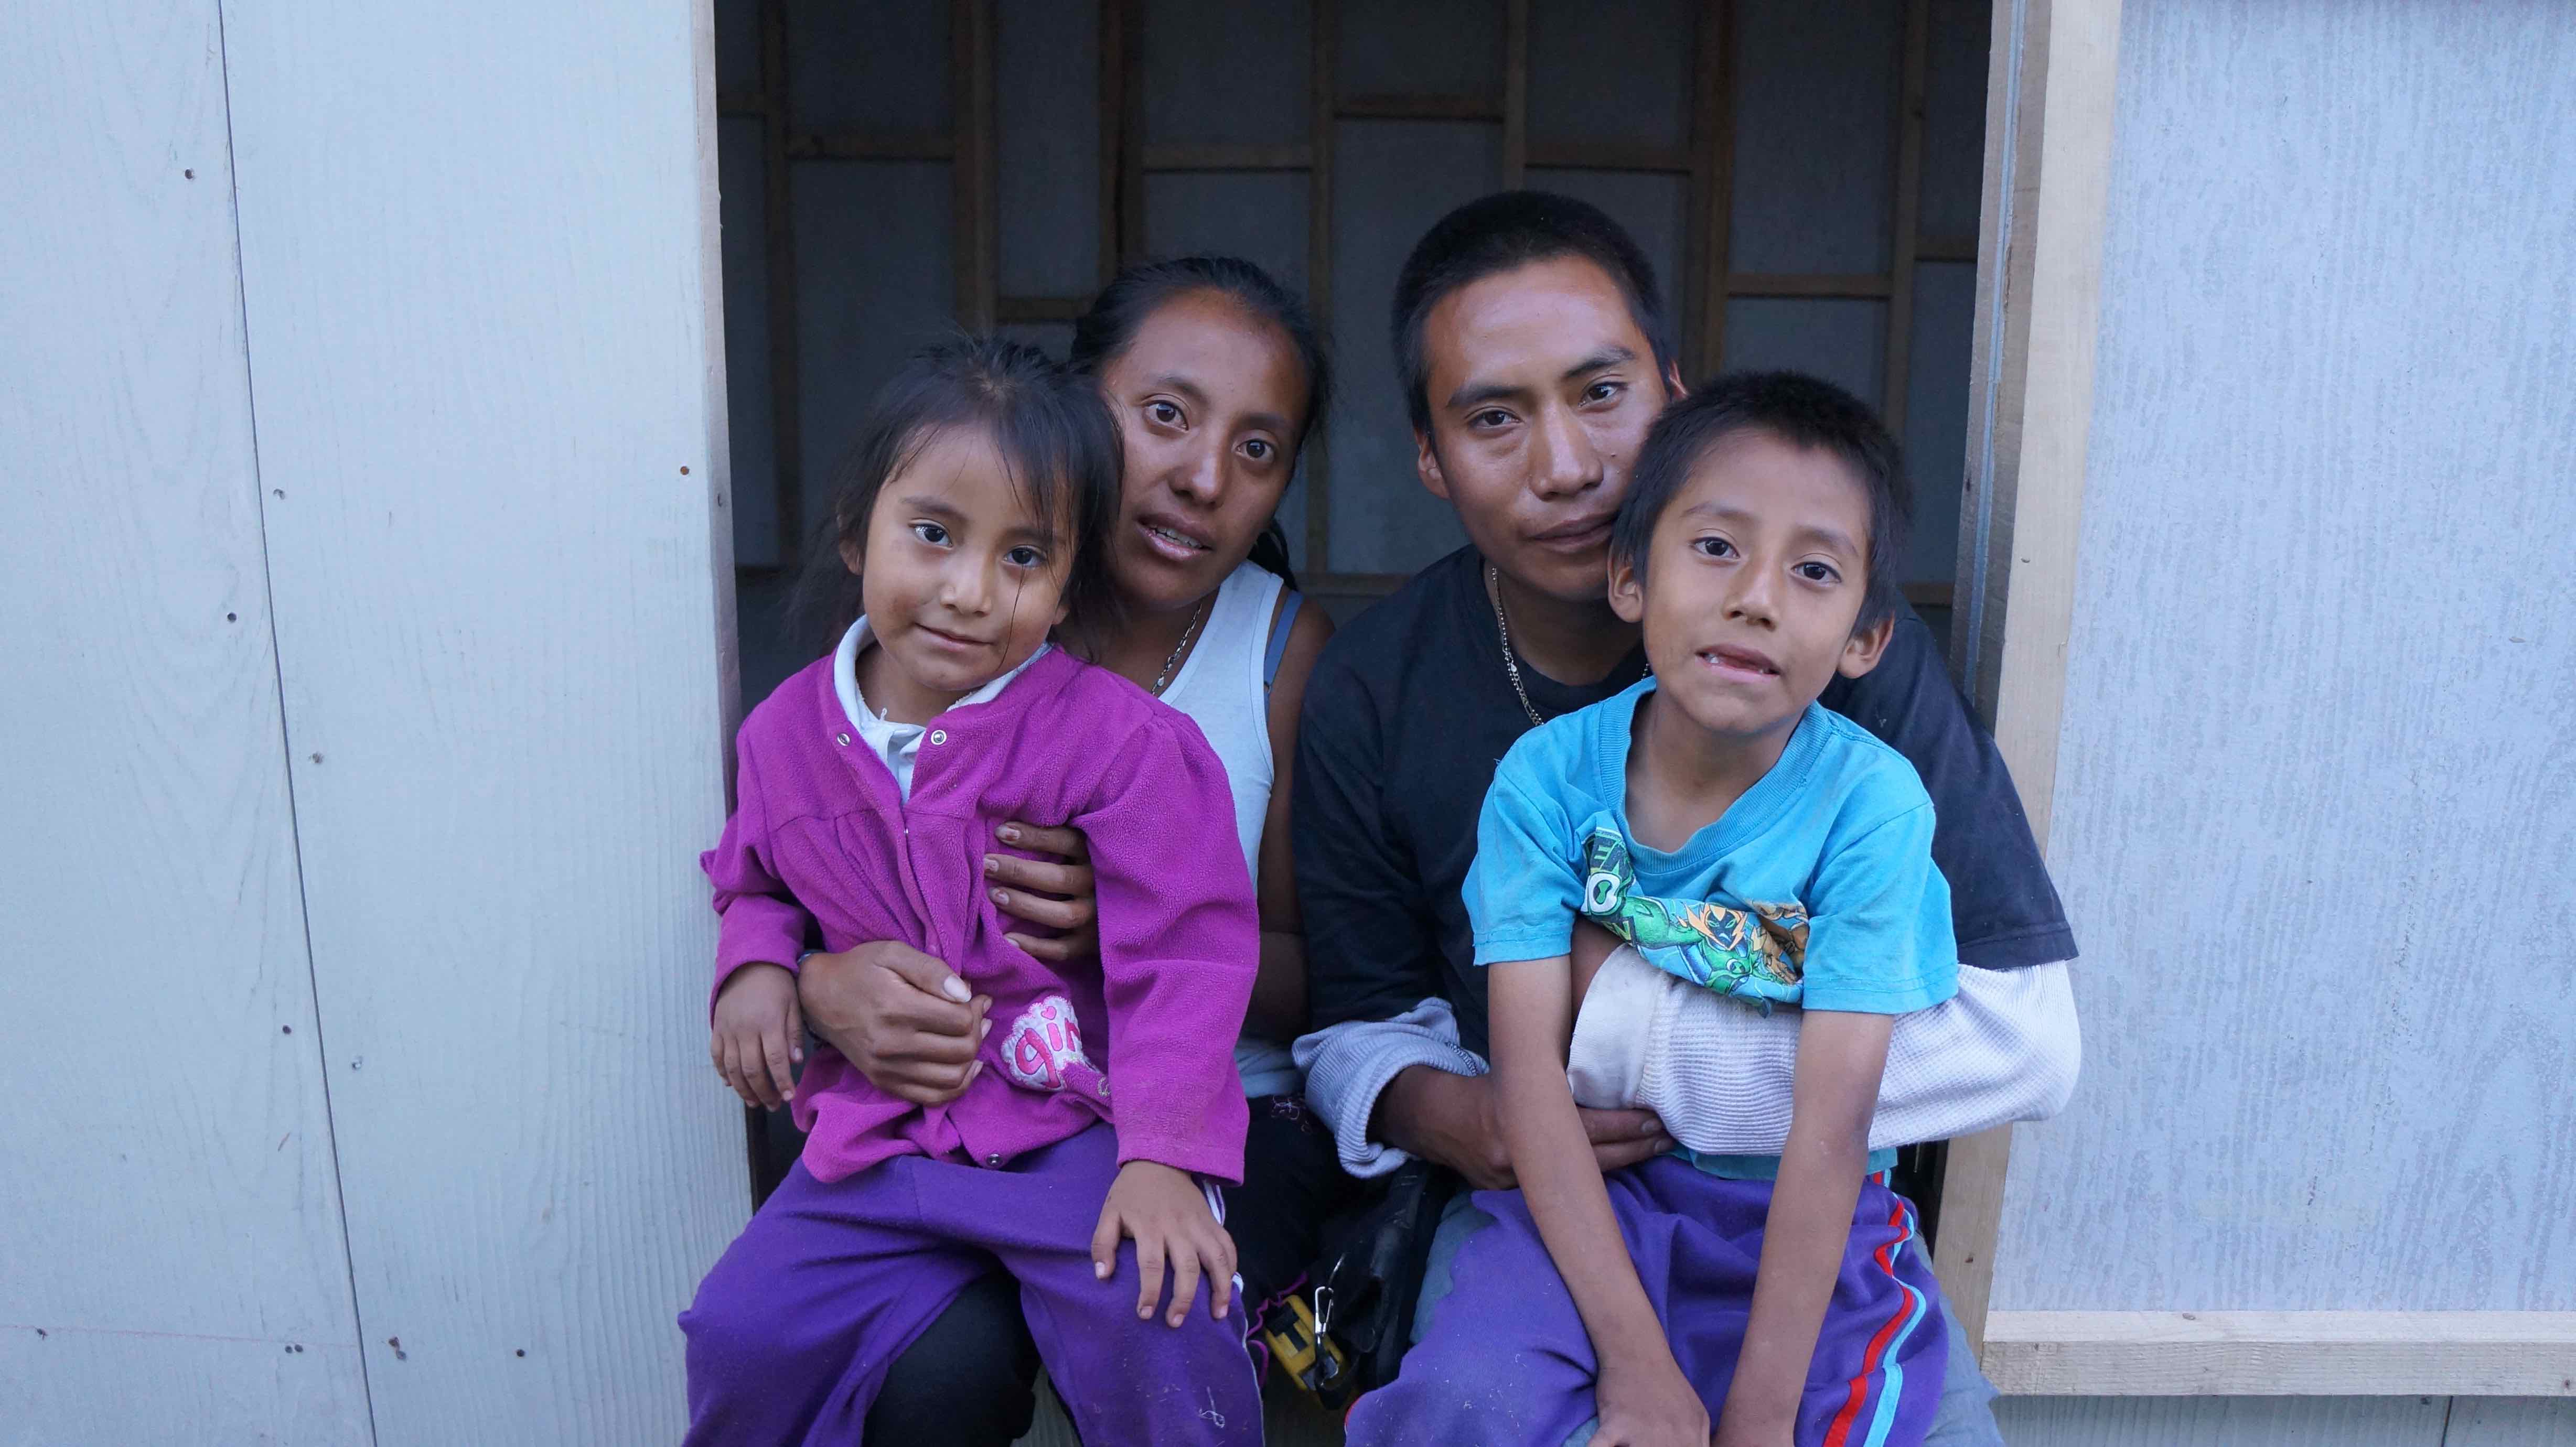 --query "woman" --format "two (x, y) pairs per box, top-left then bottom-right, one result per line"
(791, 256), (1337, 1445)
